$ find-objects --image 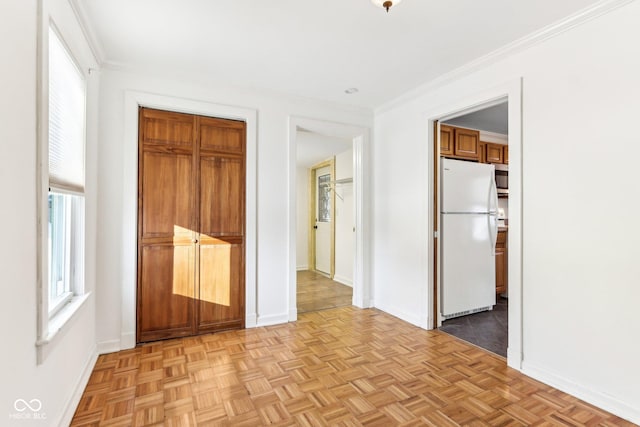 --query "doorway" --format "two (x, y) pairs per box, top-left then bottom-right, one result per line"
(436, 102), (509, 356)
(288, 117), (371, 321)
(427, 81), (523, 368)
(296, 129), (353, 313)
